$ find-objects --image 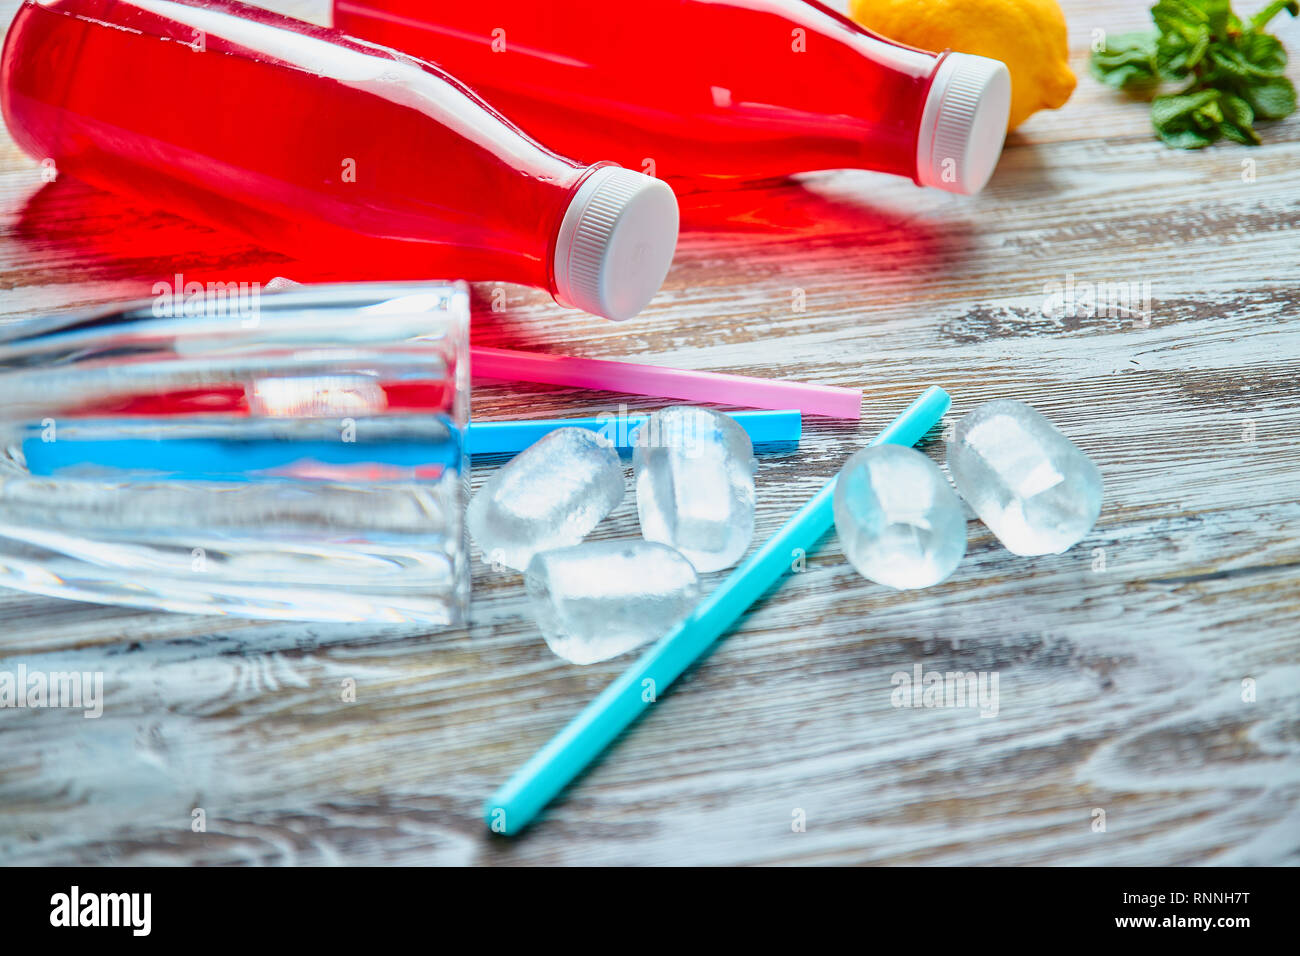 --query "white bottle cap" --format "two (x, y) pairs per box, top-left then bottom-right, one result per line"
(553, 166), (679, 321)
(916, 52), (1012, 195)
